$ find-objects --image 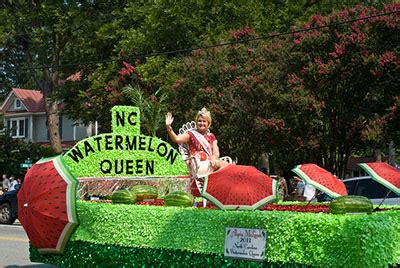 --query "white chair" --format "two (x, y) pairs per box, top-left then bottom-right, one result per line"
(178, 122), (233, 207)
